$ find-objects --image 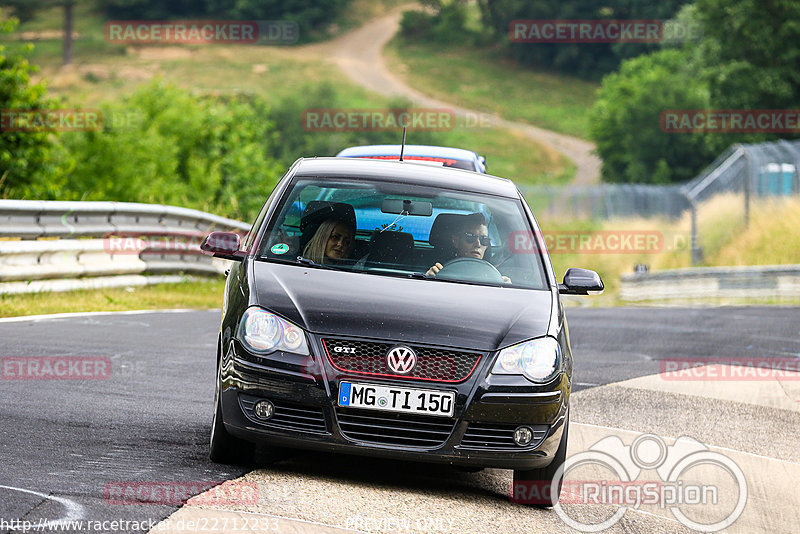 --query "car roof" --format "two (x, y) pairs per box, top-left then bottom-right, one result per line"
(336, 144), (480, 161)
(291, 157), (518, 198)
